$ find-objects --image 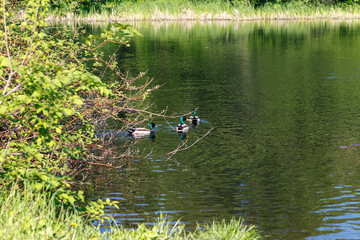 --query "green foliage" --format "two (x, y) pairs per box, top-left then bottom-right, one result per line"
(85, 198), (119, 221)
(0, 0), (149, 214)
(1, 0), (104, 190)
